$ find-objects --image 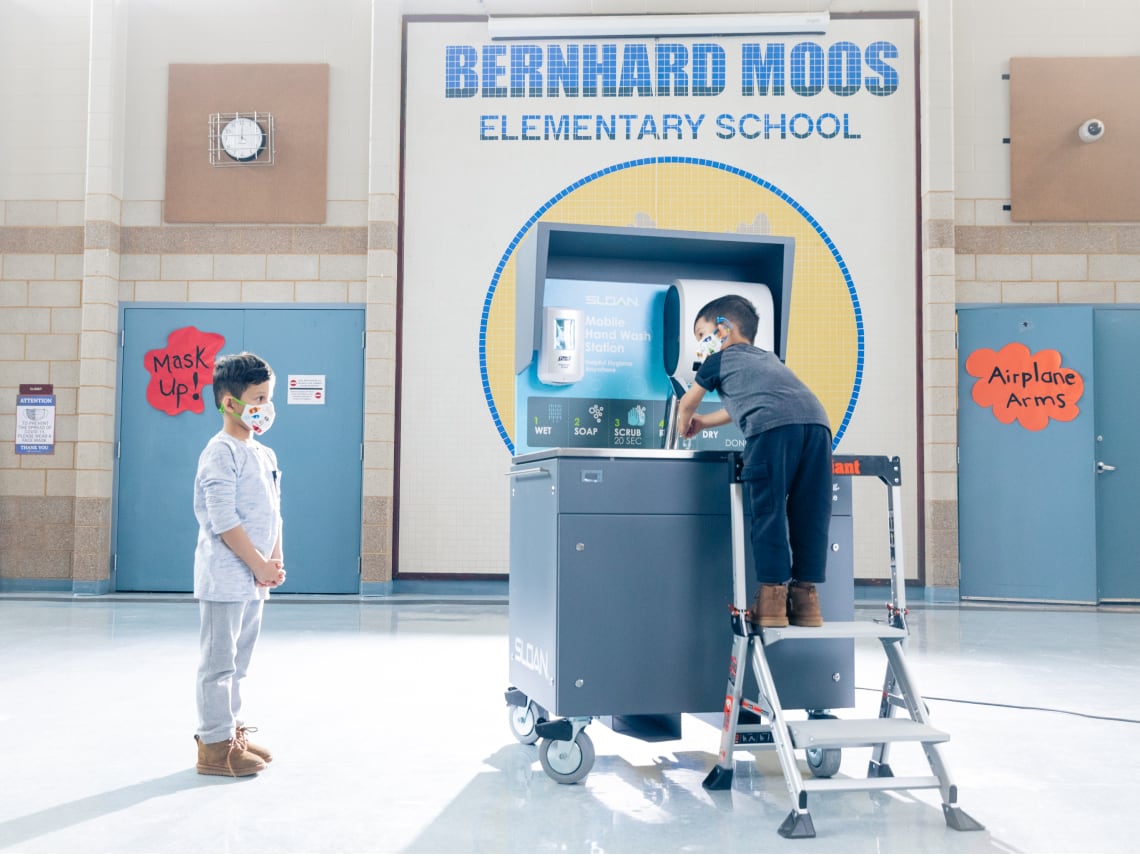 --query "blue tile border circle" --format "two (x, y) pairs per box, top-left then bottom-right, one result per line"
(479, 156), (863, 456)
